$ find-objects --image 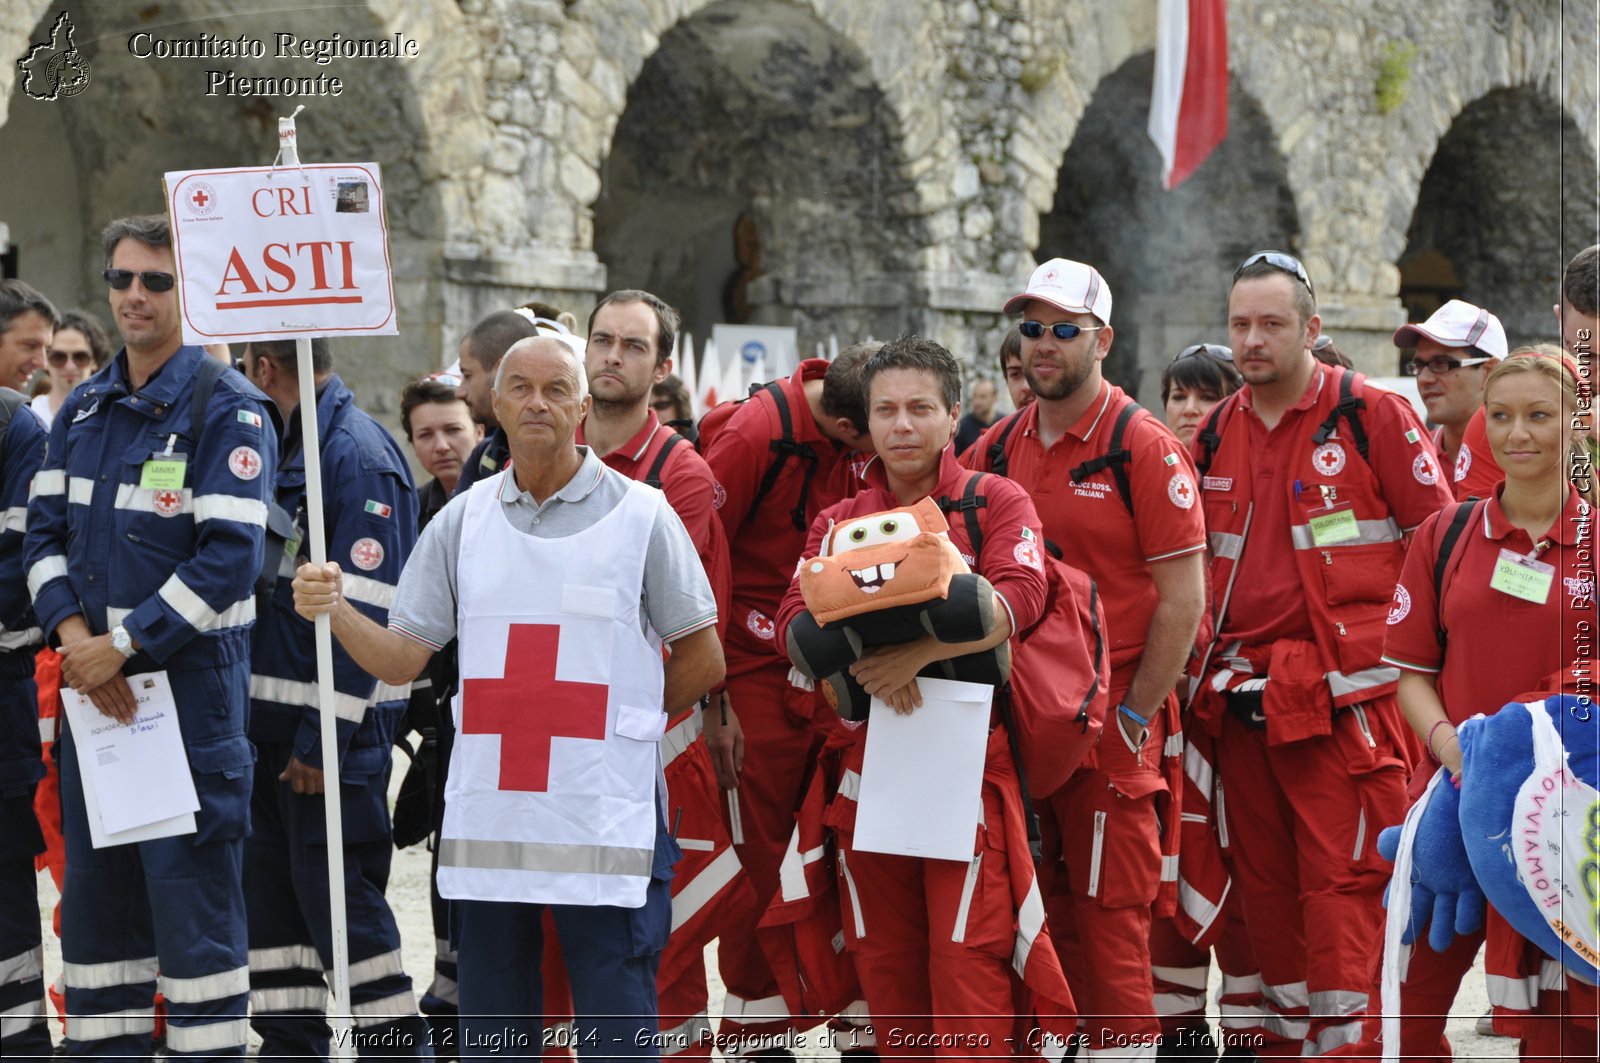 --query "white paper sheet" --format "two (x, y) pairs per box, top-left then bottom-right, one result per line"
(851, 677), (992, 862)
(63, 672), (200, 845)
